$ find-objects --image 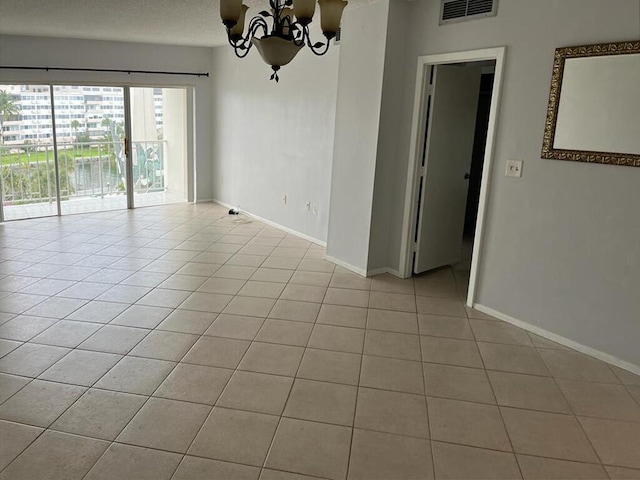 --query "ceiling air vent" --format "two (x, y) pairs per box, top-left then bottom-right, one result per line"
(440, 0), (498, 25)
